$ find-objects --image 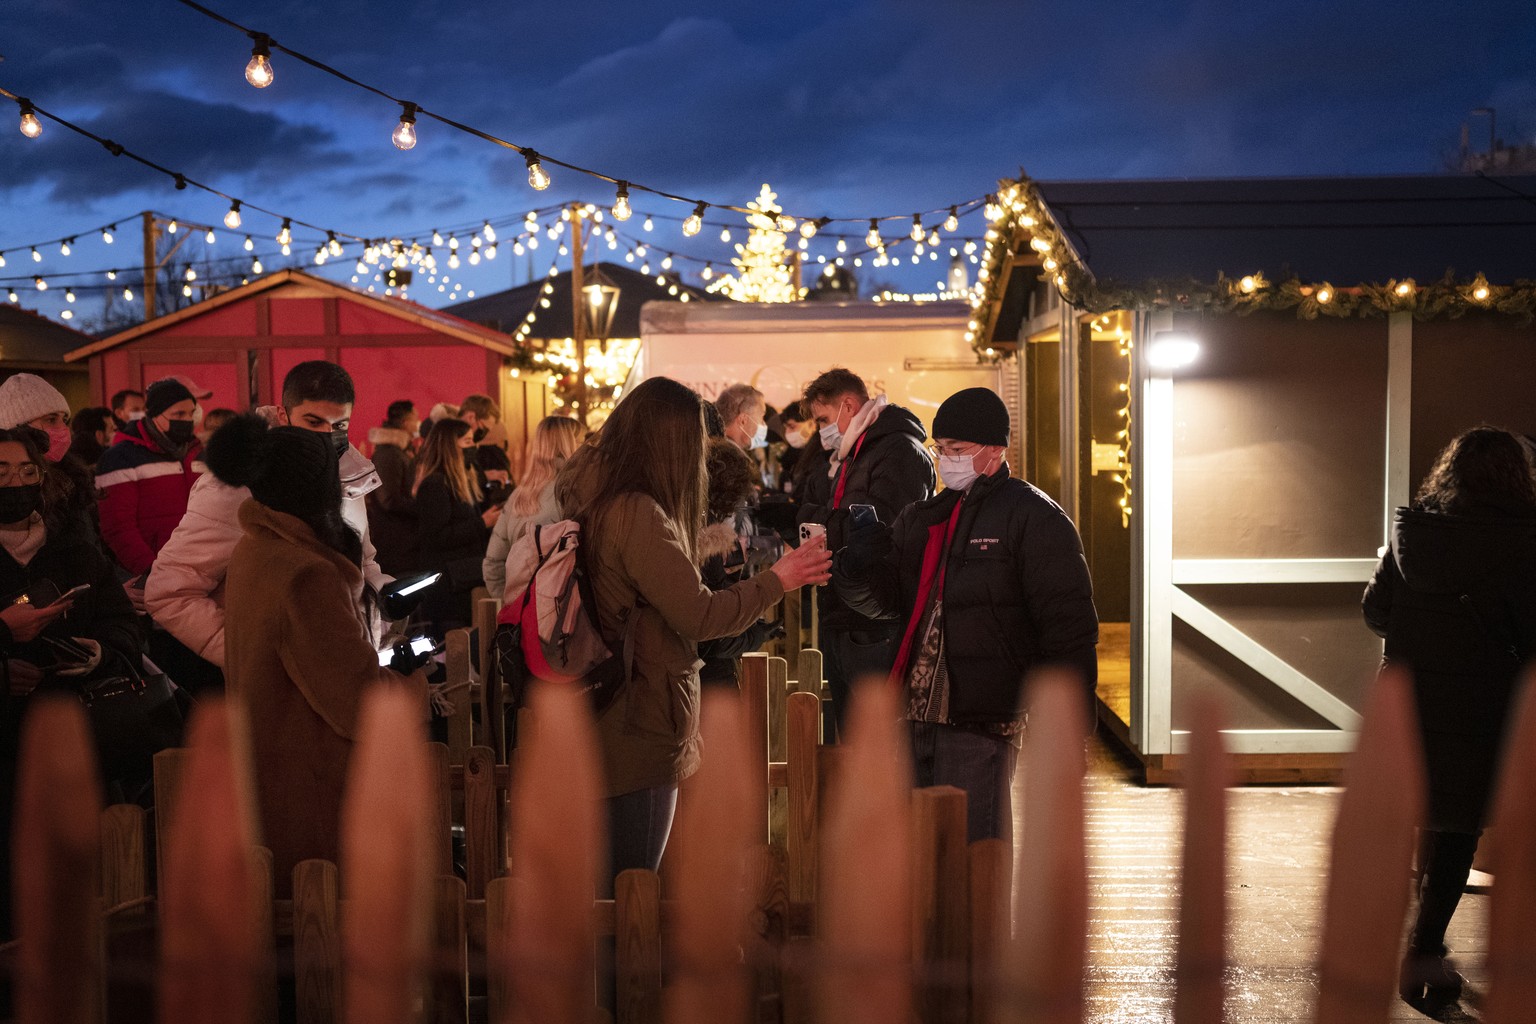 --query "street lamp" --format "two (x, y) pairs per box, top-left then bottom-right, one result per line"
(581, 266), (621, 351)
